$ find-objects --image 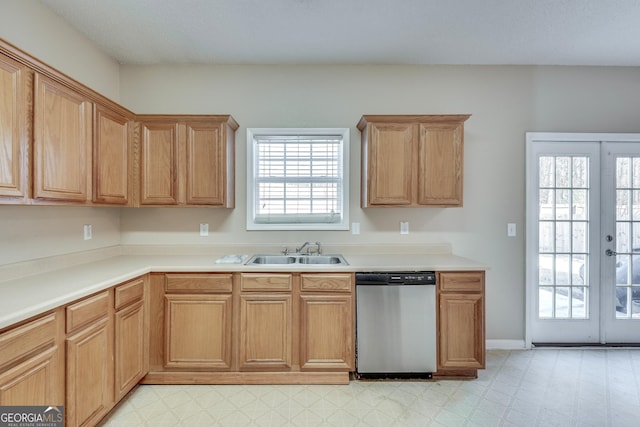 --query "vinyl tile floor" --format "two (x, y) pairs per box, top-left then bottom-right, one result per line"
(100, 349), (640, 426)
